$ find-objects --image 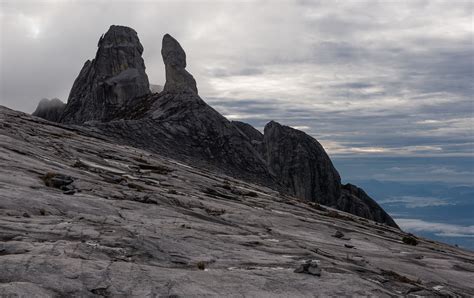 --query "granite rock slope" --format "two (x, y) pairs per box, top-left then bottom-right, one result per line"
(232, 120), (264, 144)
(60, 25), (150, 124)
(1, 106), (474, 297)
(32, 98), (65, 122)
(31, 27), (397, 227)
